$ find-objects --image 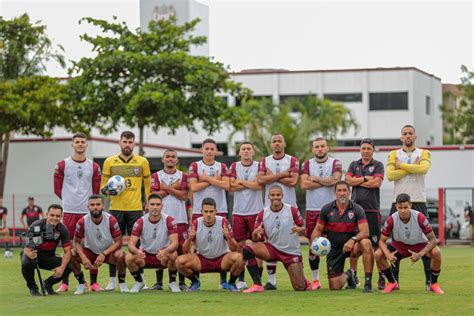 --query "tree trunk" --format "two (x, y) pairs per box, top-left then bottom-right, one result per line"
(0, 133), (11, 199)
